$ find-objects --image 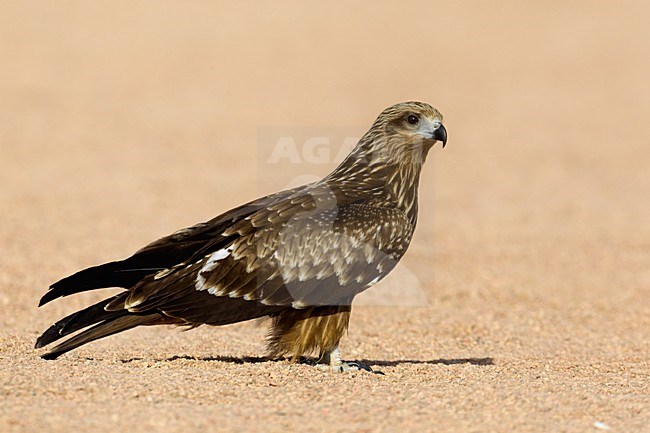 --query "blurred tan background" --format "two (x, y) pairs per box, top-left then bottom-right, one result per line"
(1, 1), (648, 432)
